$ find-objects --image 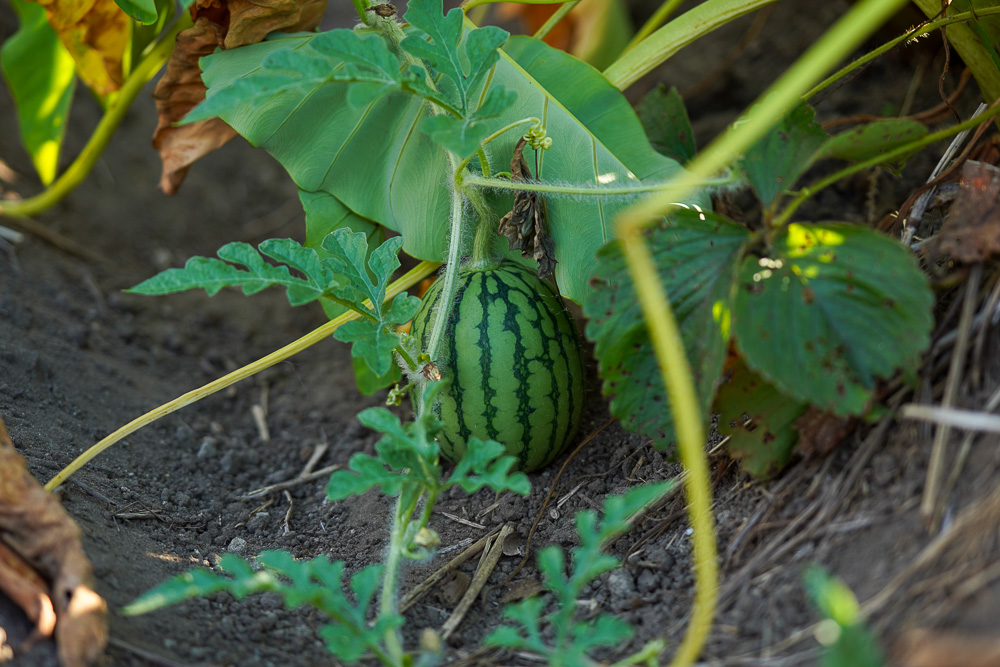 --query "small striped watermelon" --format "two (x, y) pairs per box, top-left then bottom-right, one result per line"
(410, 260), (585, 472)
